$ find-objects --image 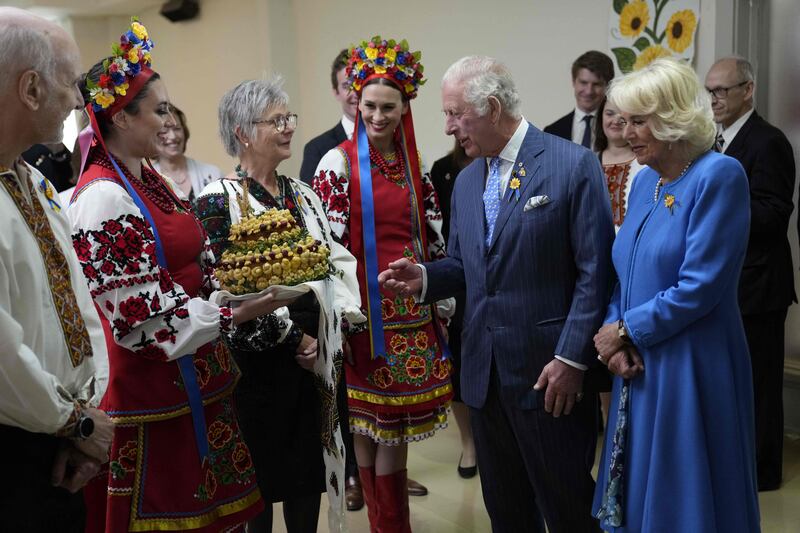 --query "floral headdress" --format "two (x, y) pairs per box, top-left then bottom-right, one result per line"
(86, 17), (154, 115)
(346, 36), (425, 98)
